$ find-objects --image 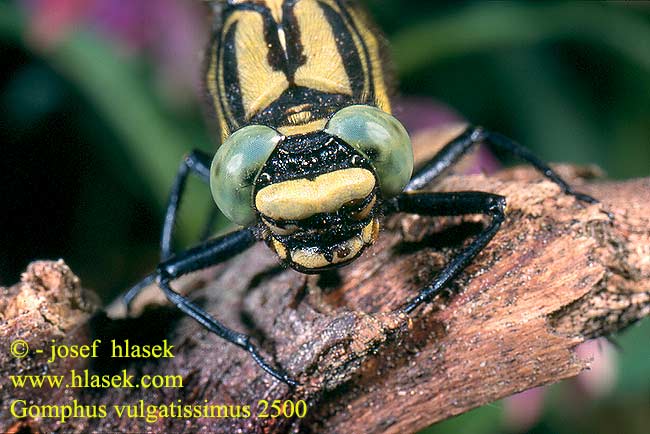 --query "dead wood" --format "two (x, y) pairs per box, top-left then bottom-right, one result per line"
(2, 131), (650, 434)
